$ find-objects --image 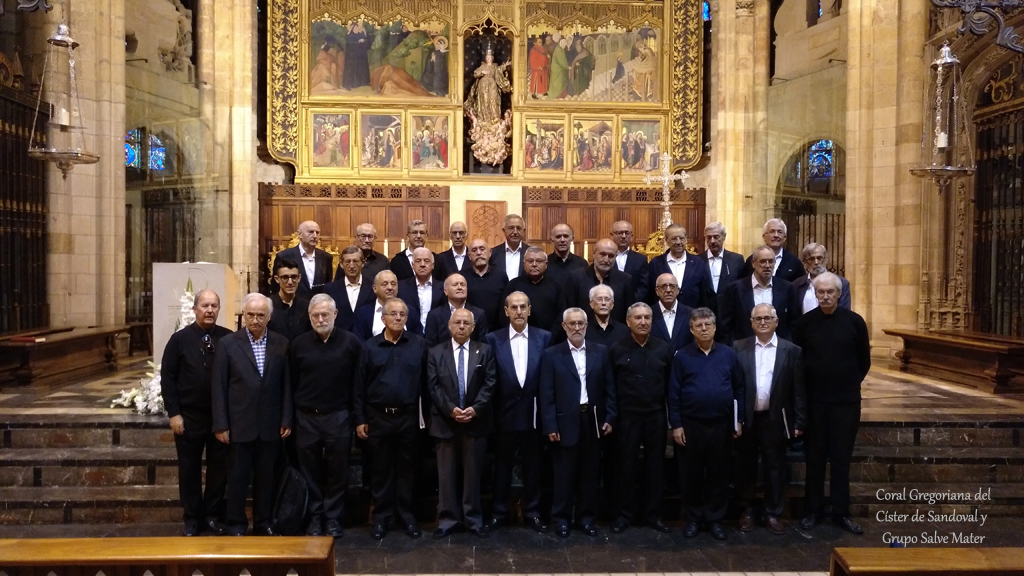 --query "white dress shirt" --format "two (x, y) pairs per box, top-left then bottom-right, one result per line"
(754, 334), (778, 412)
(417, 278), (434, 328)
(452, 339), (471, 402)
(372, 301), (386, 336)
(773, 248), (784, 276)
(504, 243), (523, 279)
(300, 247), (317, 289)
(569, 342), (588, 404)
(706, 250), (723, 292)
(345, 277), (362, 311)
(802, 275), (819, 313)
(752, 275), (773, 307)
(509, 325), (529, 387)
(666, 252), (687, 289)
(452, 248), (466, 271)
(615, 250), (629, 272)
(659, 301), (677, 336)
(404, 248), (415, 267)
